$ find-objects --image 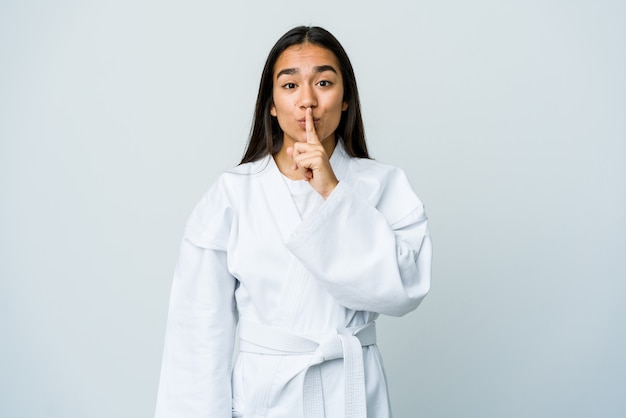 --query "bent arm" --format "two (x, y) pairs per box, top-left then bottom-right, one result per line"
(285, 177), (432, 317)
